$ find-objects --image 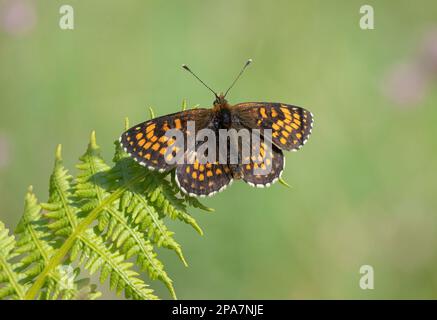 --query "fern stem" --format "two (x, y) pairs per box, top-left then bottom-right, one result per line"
(24, 174), (145, 300)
